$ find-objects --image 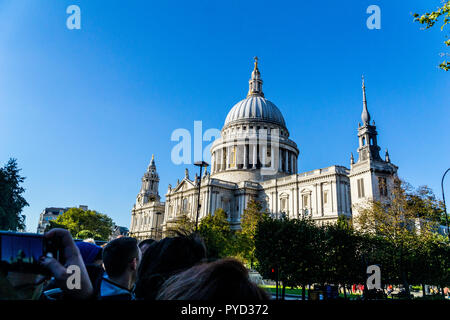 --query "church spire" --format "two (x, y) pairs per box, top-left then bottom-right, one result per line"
(148, 154), (156, 171)
(247, 57), (264, 98)
(138, 154), (160, 205)
(361, 75), (371, 125)
(355, 77), (382, 163)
